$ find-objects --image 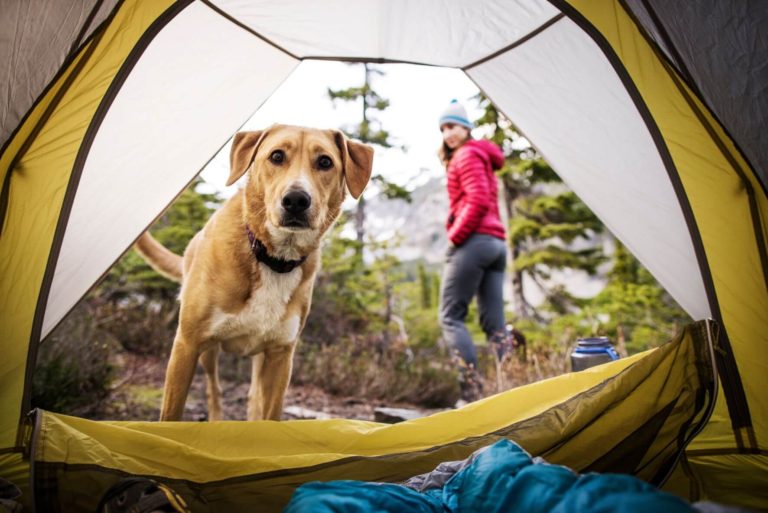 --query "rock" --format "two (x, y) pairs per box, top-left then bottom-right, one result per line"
(283, 406), (333, 420)
(374, 407), (425, 423)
